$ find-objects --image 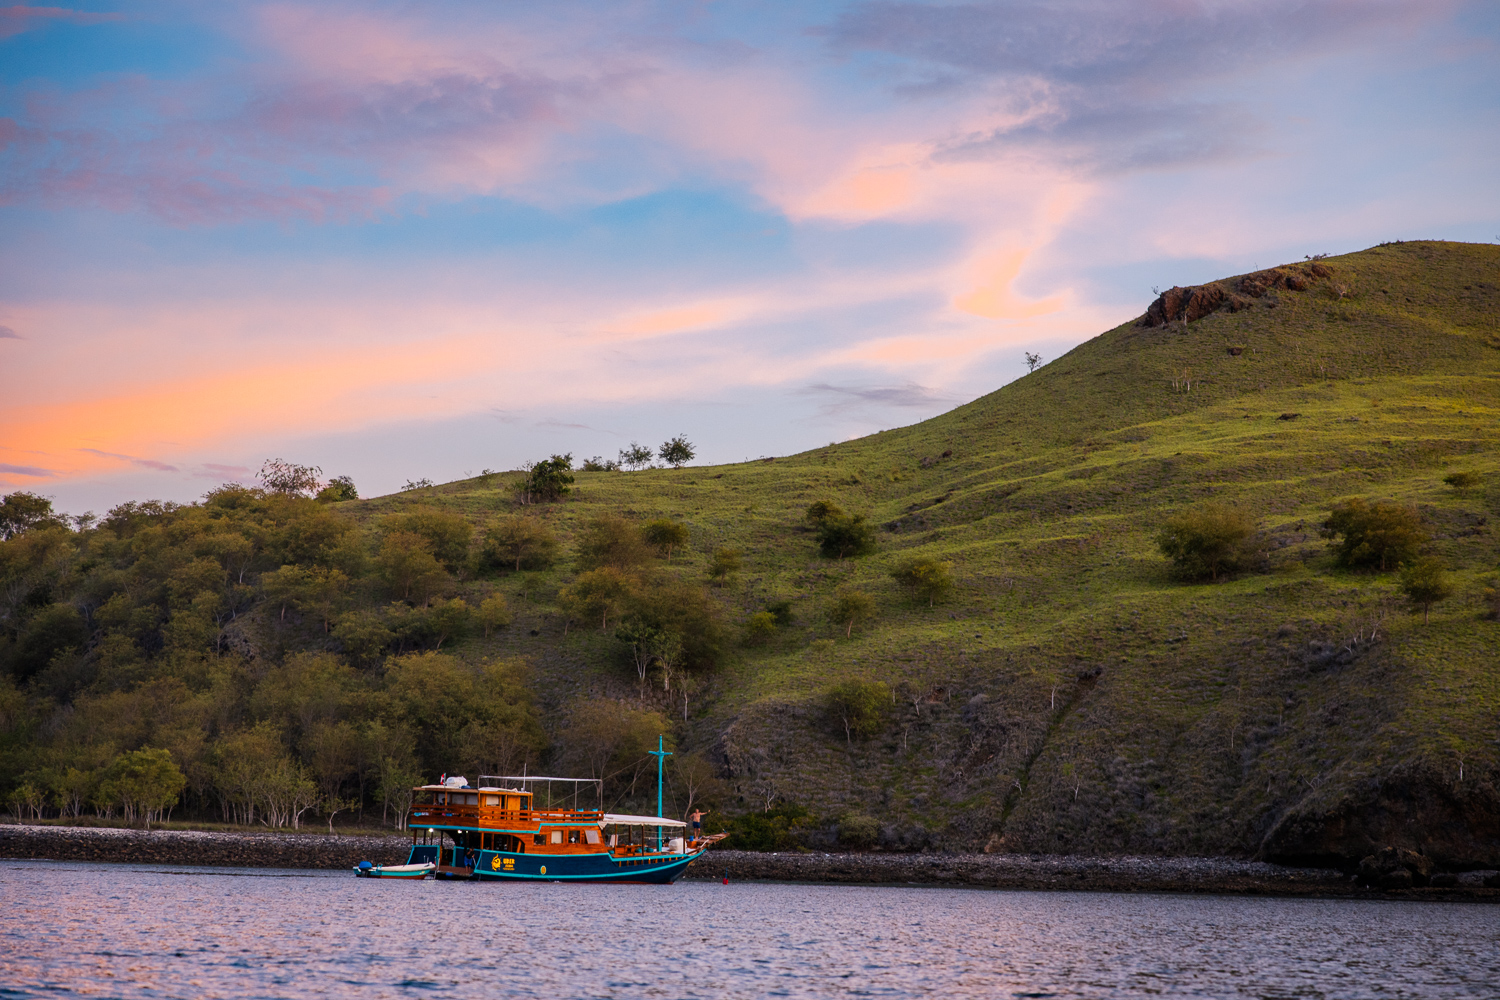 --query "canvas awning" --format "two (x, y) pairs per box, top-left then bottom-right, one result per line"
(601, 813), (687, 828)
